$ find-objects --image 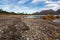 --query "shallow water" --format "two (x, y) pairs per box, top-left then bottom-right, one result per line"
(25, 15), (45, 18)
(25, 15), (60, 23)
